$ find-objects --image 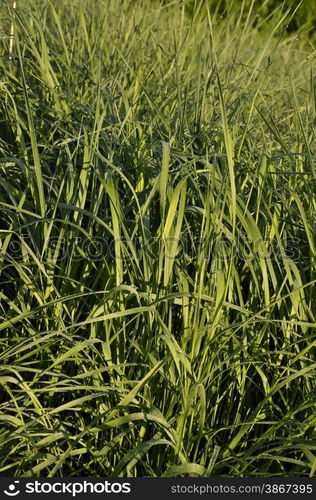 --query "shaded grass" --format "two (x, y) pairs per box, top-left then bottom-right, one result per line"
(0, 0), (315, 477)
